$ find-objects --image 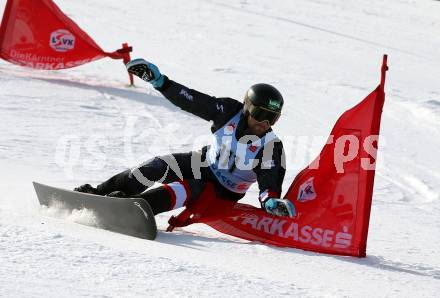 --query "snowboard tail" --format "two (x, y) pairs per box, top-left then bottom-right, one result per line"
(33, 182), (157, 240)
